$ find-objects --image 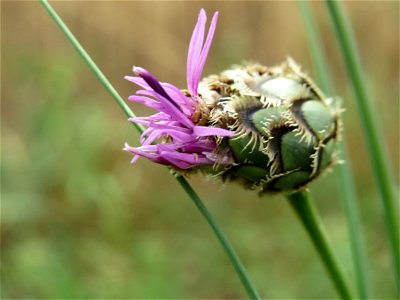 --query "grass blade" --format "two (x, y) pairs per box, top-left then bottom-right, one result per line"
(325, 0), (400, 286)
(39, 1), (261, 298)
(298, 1), (369, 298)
